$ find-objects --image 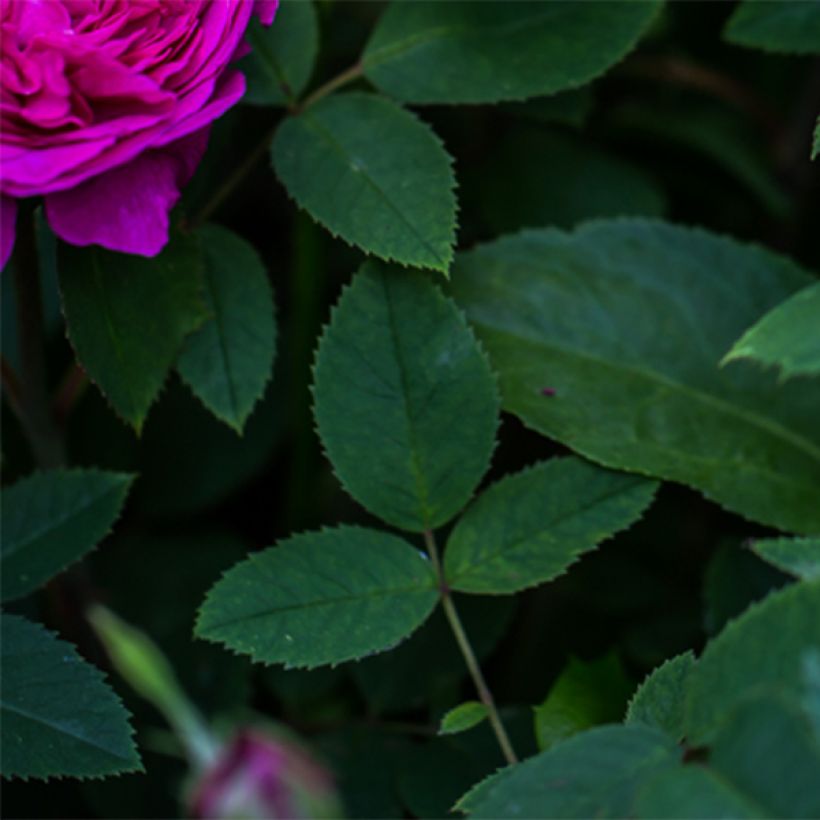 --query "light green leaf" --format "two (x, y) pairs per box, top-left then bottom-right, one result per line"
(314, 262), (499, 532)
(60, 233), (206, 431)
(626, 651), (696, 740)
(457, 724), (680, 818)
(362, 1), (660, 105)
(450, 219), (820, 535)
(241, 0), (318, 106)
(177, 225), (276, 432)
(439, 702), (489, 736)
(533, 653), (633, 751)
(196, 526), (439, 668)
(1, 470), (133, 603)
(685, 579), (820, 744)
(722, 281), (820, 380)
(0, 614), (141, 780)
(749, 536), (820, 581)
(272, 92), (457, 272)
(724, 1), (820, 54)
(445, 457), (656, 594)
